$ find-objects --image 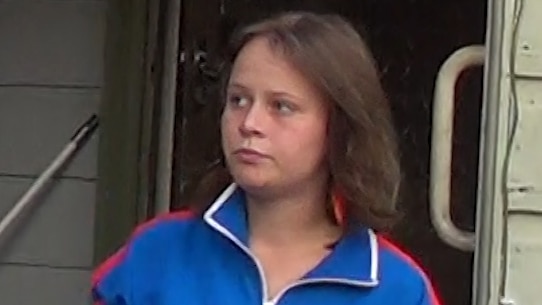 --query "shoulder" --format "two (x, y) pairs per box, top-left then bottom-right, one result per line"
(91, 210), (202, 303)
(93, 209), (198, 274)
(375, 234), (443, 305)
(128, 209), (199, 244)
